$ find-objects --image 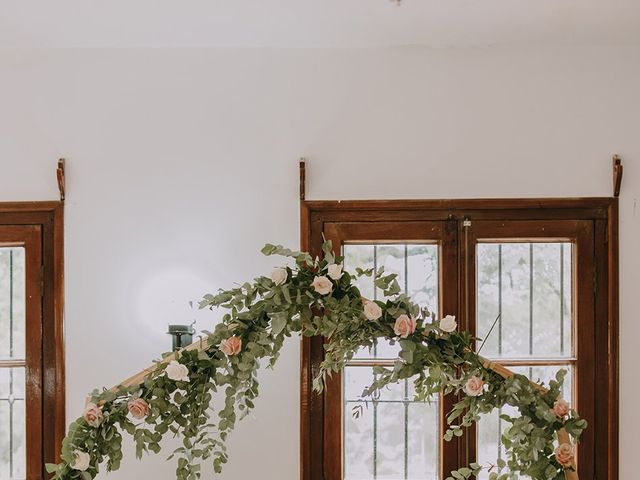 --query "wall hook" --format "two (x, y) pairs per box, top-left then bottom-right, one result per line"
(612, 154), (623, 197)
(299, 157), (306, 201)
(56, 158), (66, 201)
